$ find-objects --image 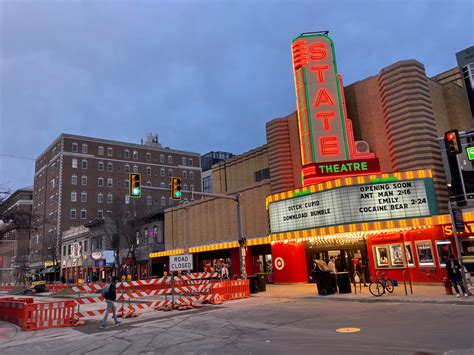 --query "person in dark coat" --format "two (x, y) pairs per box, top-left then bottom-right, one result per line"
(100, 276), (121, 328)
(445, 255), (468, 298)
